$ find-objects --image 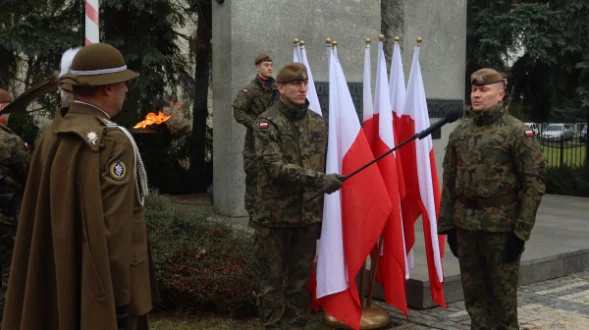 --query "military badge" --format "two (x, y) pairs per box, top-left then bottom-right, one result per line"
(109, 160), (127, 180)
(87, 131), (98, 146)
(476, 76), (484, 84)
(525, 130), (535, 137)
(301, 72), (308, 80)
(312, 131), (324, 140)
(259, 122), (269, 129)
(242, 89), (248, 93)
